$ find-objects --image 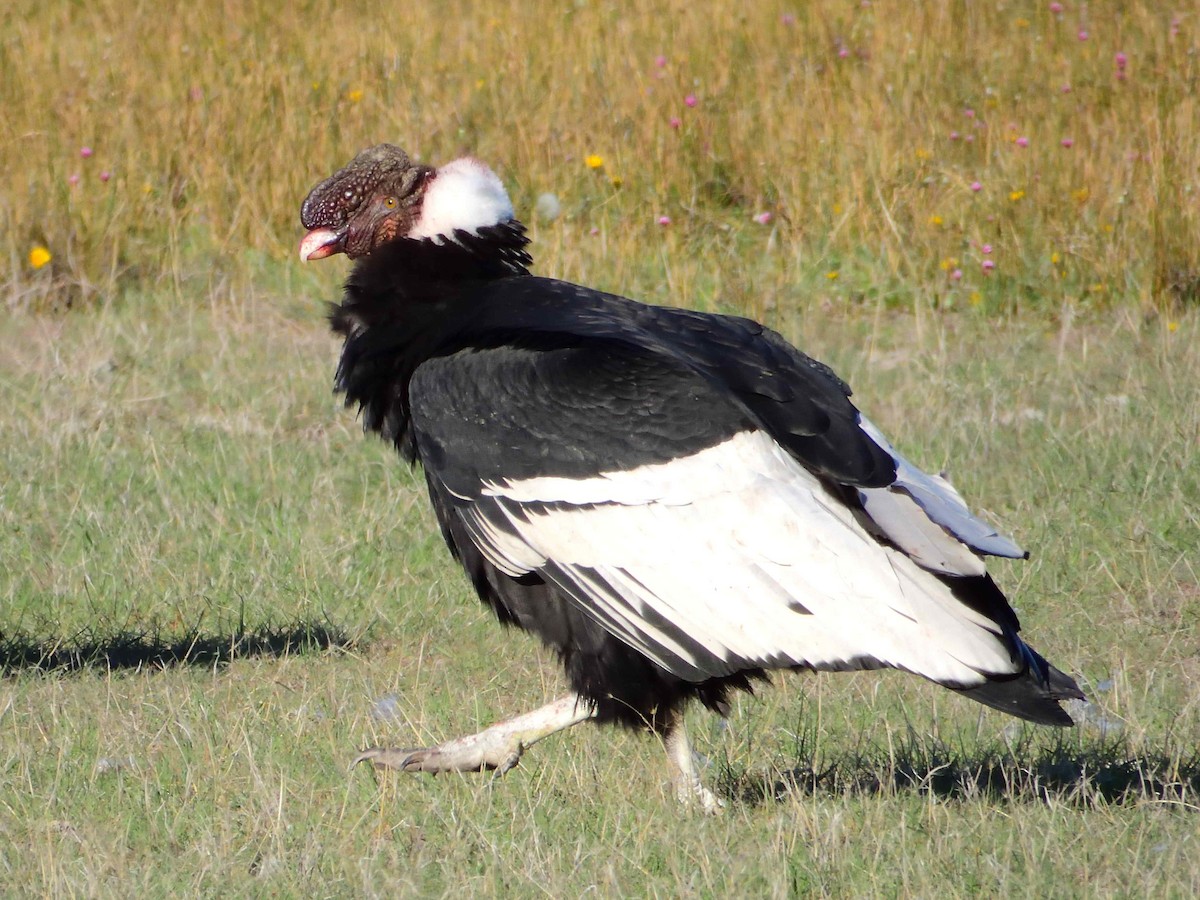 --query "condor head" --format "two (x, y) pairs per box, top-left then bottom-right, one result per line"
(299, 144), (515, 261)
